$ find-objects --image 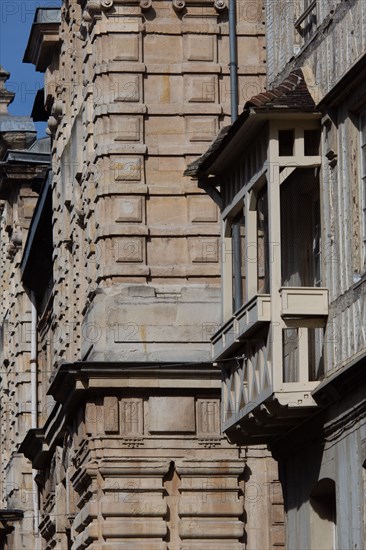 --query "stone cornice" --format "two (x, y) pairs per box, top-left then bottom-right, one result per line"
(47, 360), (220, 402)
(19, 360), (220, 469)
(23, 9), (61, 72)
(18, 428), (48, 469)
